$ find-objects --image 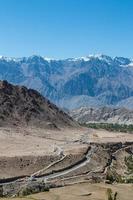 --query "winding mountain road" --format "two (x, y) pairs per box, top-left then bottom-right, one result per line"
(37, 145), (96, 182)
